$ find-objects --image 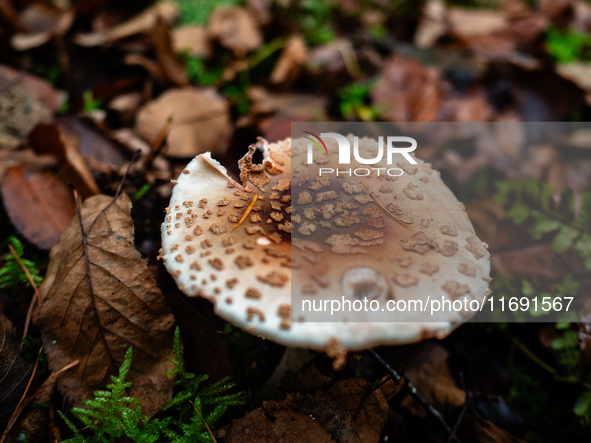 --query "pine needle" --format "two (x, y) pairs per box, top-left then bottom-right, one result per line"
(190, 401), (218, 443)
(231, 194), (258, 232)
